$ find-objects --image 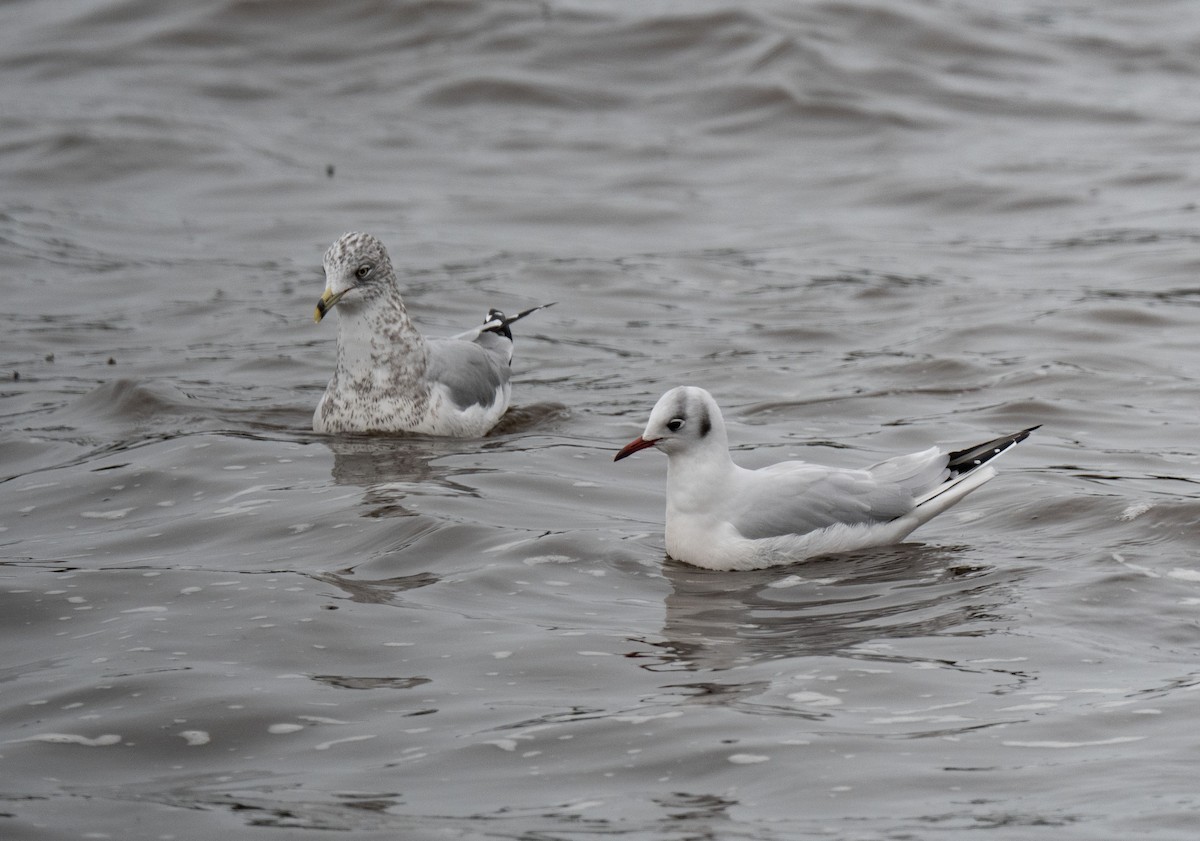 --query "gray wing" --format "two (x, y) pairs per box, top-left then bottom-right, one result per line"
(424, 338), (511, 411)
(728, 462), (923, 540)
